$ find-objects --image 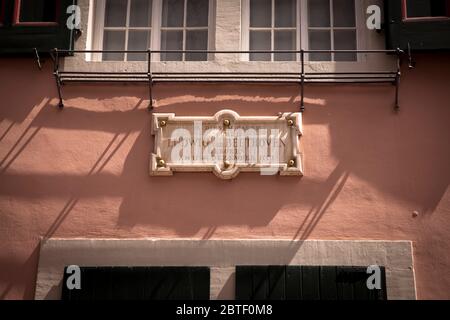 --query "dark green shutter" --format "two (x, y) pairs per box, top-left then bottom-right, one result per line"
(62, 266), (96, 301)
(319, 266), (338, 300)
(0, 0), (77, 54)
(235, 265), (253, 300)
(268, 266), (285, 300)
(285, 266), (301, 300)
(336, 267), (387, 300)
(235, 265), (387, 300)
(252, 266), (269, 299)
(62, 266), (210, 300)
(385, 0), (450, 50)
(301, 266), (321, 300)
